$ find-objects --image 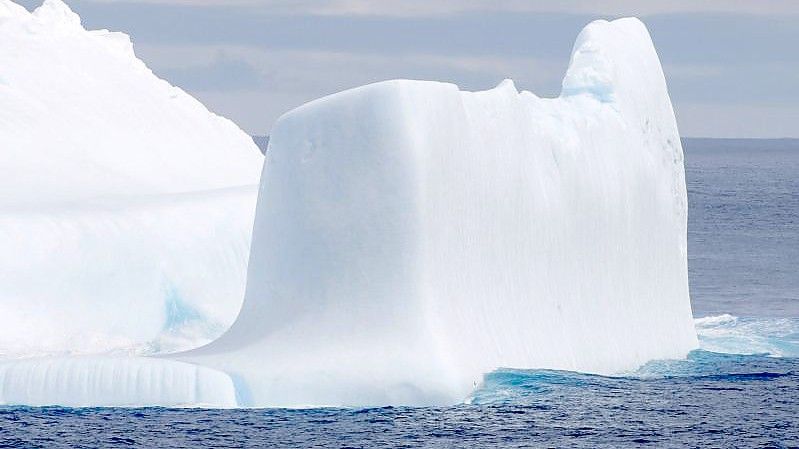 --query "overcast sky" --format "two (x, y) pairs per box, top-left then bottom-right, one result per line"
(18, 0), (799, 138)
